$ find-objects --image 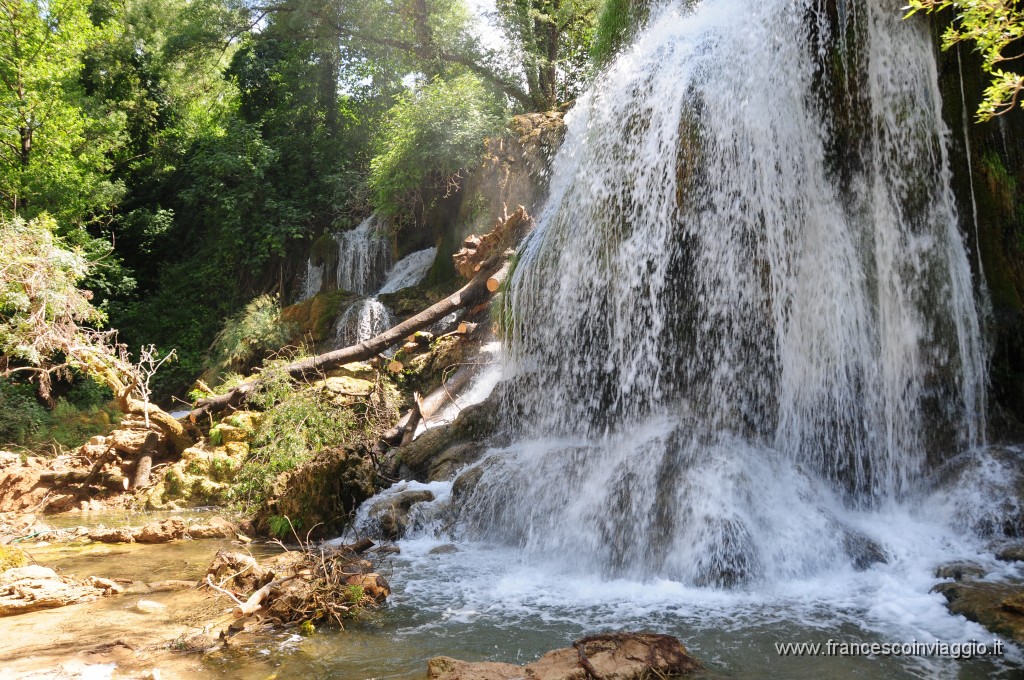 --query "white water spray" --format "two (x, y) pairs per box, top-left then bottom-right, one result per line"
(450, 0), (990, 586)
